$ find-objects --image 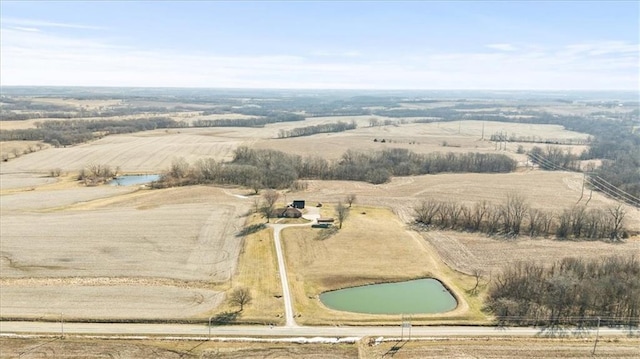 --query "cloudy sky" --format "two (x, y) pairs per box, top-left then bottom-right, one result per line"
(1, 1), (638, 90)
